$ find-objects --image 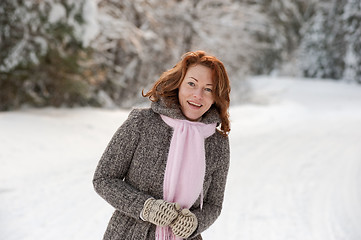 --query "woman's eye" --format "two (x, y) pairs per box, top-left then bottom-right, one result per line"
(187, 82), (195, 87)
(205, 88), (213, 92)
